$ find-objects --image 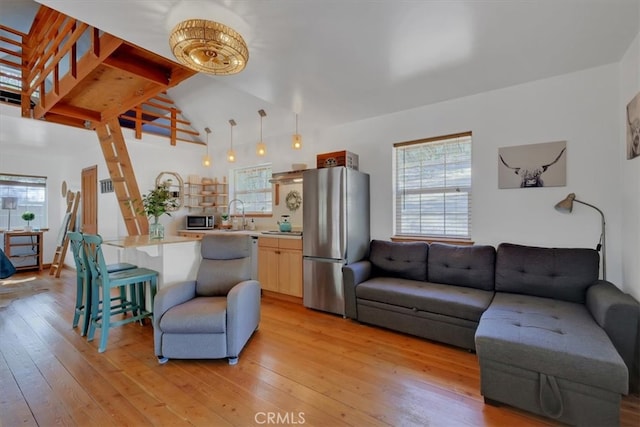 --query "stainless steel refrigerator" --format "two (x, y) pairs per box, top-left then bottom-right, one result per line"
(303, 167), (370, 315)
